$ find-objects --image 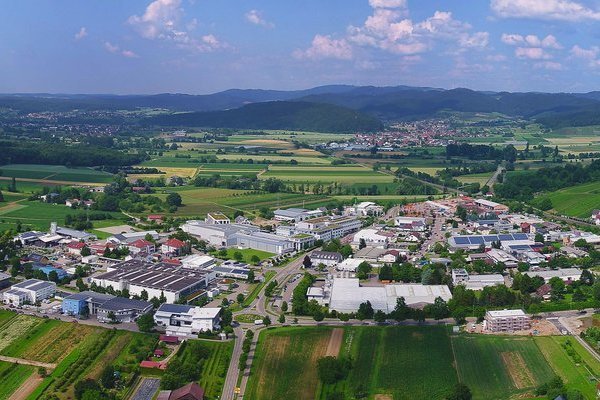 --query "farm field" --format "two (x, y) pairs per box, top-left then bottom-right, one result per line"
(0, 361), (34, 400)
(452, 335), (555, 400)
(245, 327), (333, 400)
(217, 153), (332, 164)
(260, 165), (394, 183)
(0, 164), (113, 183)
(0, 201), (125, 231)
(455, 172), (494, 186)
(196, 340), (234, 399)
(533, 181), (600, 218)
(248, 326), (600, 400)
